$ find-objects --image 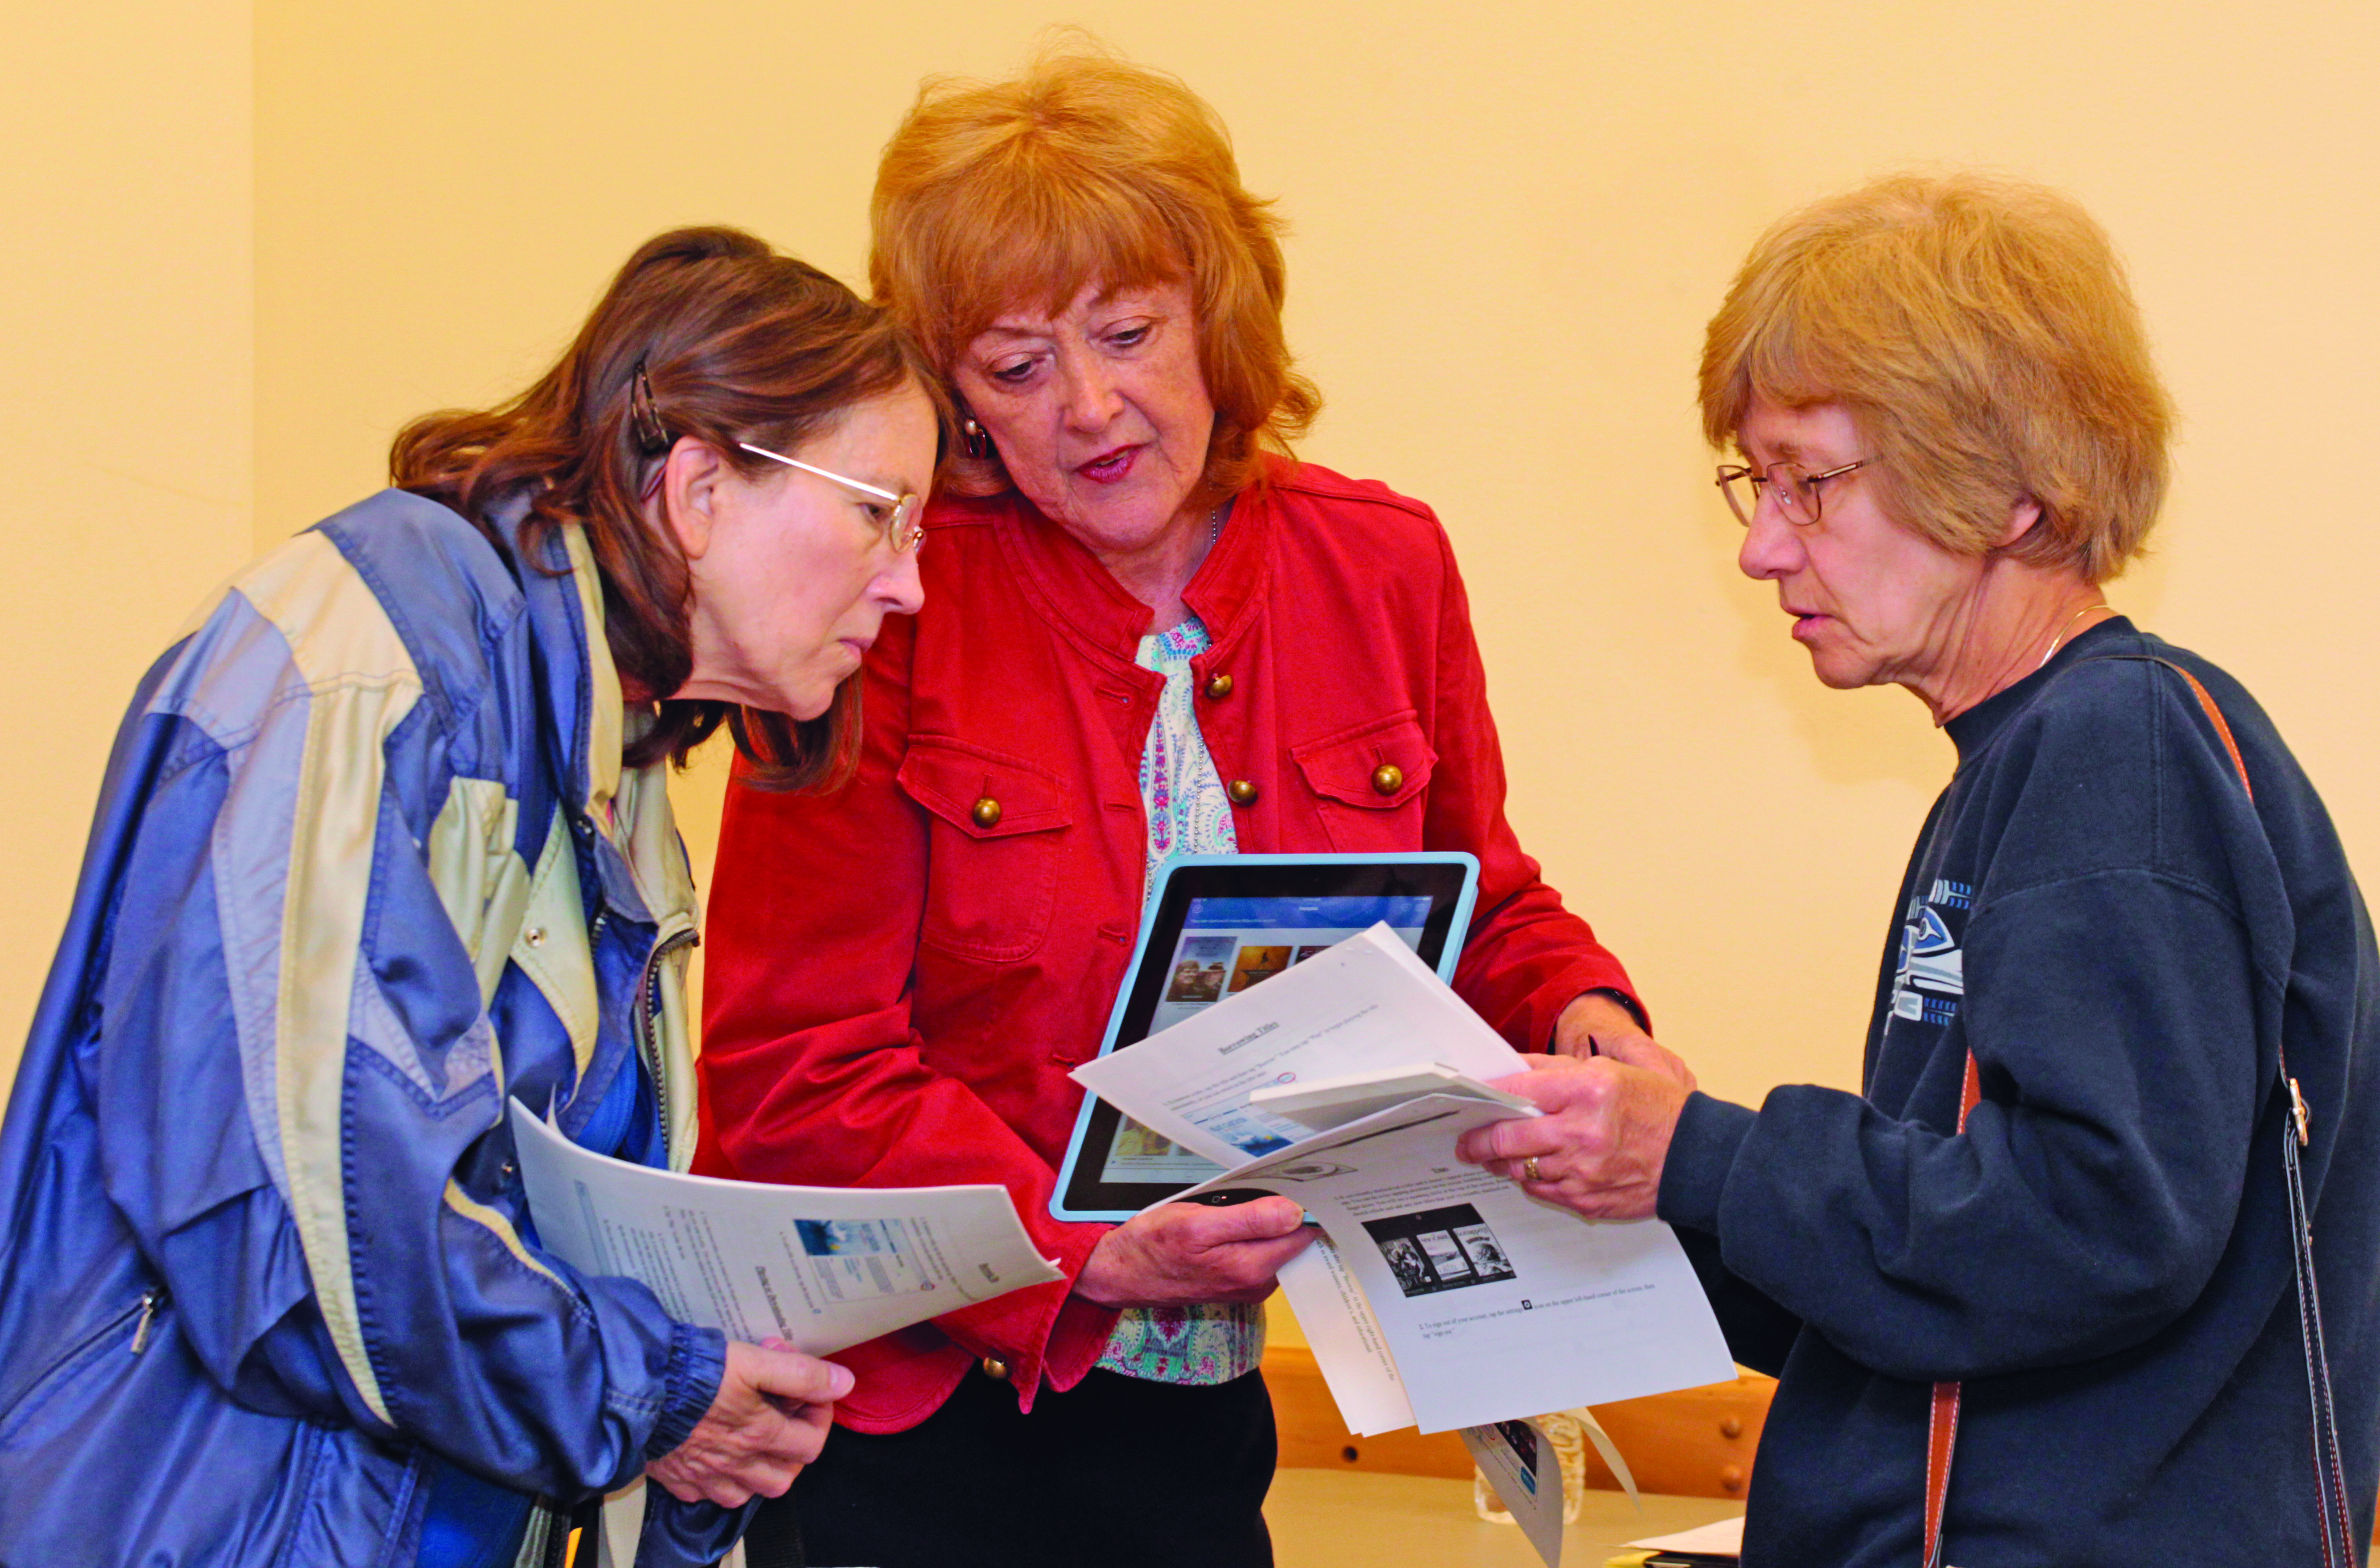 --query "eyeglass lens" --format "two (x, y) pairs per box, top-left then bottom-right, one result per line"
(1719, 464), (1818, 526)
(891, 497), (925, 553)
